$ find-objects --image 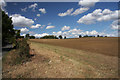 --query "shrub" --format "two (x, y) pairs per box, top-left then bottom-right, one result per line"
(3, 39), (31, 66)
(59, 35), (62, 39)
